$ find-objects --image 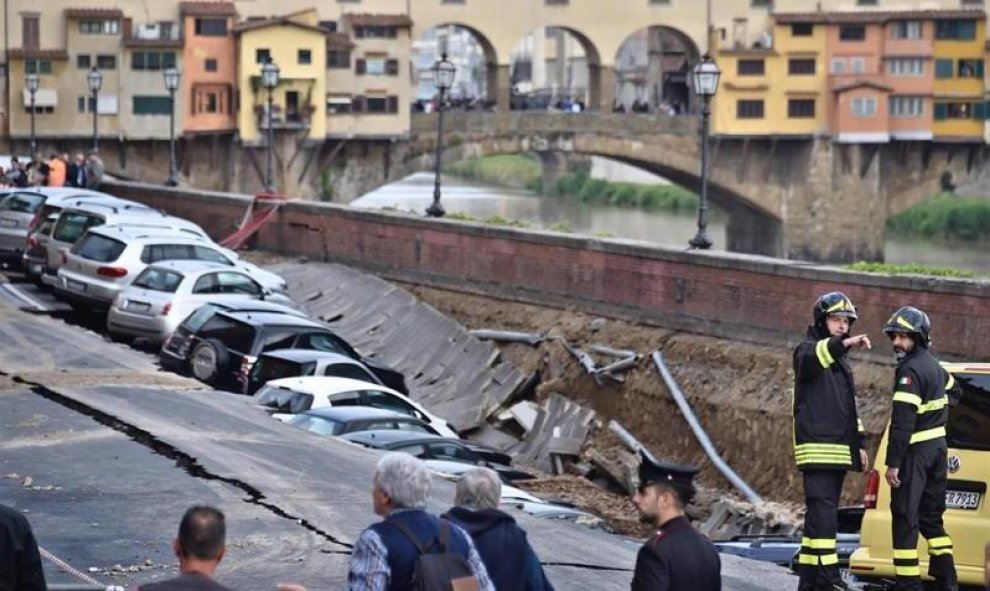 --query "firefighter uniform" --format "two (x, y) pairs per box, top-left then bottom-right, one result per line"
(793, 292), (866, 591)
(883, 308), (961, 591)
